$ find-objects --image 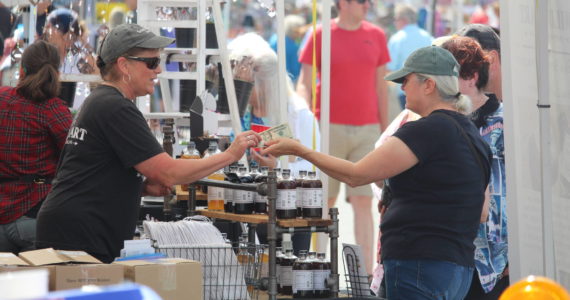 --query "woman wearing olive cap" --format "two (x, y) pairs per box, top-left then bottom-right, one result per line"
(36, 24), (261, 263)
(262, 46), (492, 299)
